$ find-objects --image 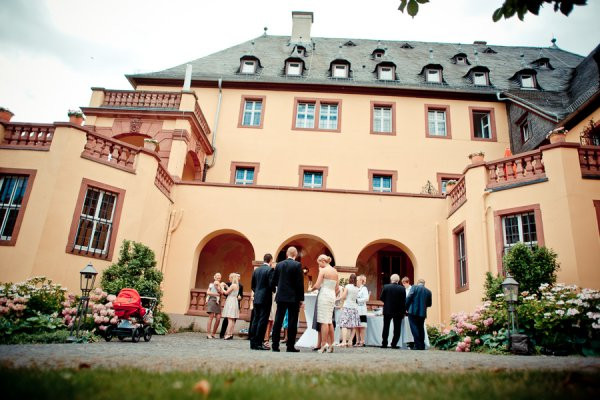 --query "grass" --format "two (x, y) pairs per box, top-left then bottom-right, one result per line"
(0, 368), (599, 400)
